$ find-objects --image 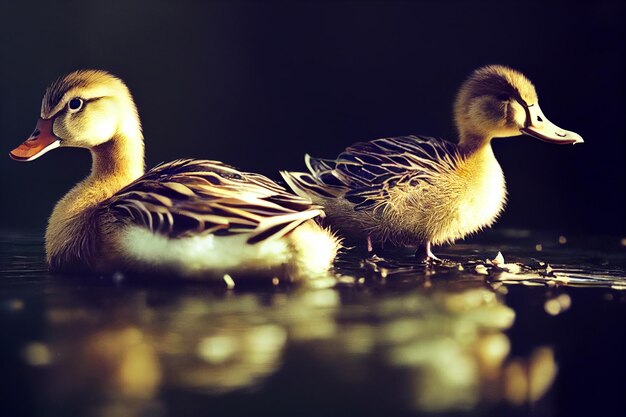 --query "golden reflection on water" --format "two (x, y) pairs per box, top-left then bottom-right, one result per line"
(358, 287), (520, 411)
(6, 231), (626, 416)
(504, 347), (557, 405)
(26, 279), (561, 416)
